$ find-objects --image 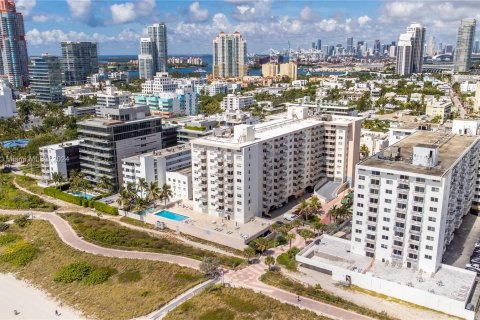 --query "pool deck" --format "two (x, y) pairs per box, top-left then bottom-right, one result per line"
(144, 200), (273, 250)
